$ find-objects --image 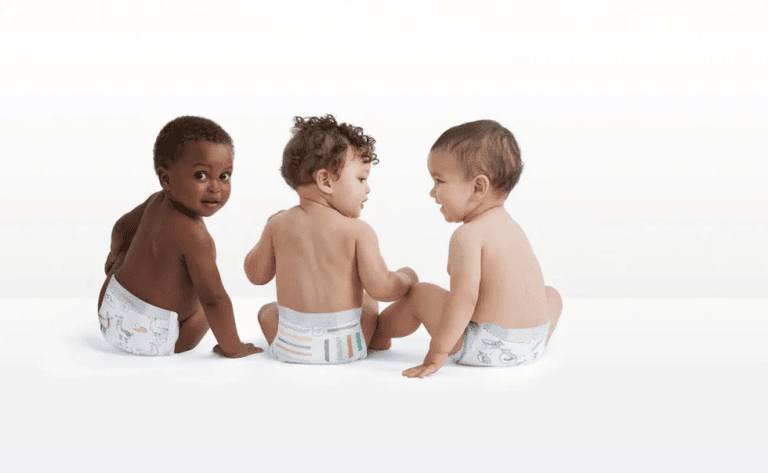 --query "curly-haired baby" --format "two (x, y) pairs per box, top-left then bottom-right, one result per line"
(245, 114), (417, 364)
